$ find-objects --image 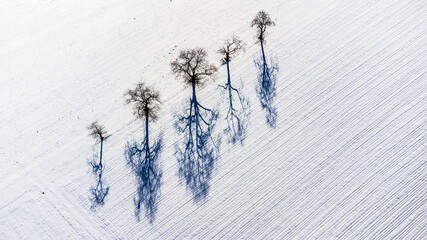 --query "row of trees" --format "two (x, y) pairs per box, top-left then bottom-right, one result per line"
(86, 11), (276, 222)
